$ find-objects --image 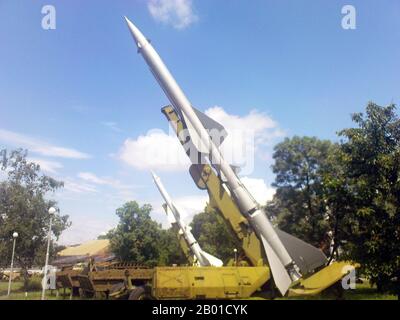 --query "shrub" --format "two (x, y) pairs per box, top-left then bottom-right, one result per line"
(25, 277), (42, 292)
